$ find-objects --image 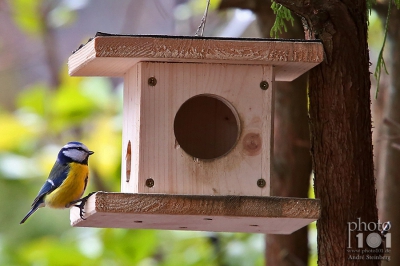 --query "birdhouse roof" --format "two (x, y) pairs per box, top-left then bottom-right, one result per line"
(69, 33), (323, 81)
